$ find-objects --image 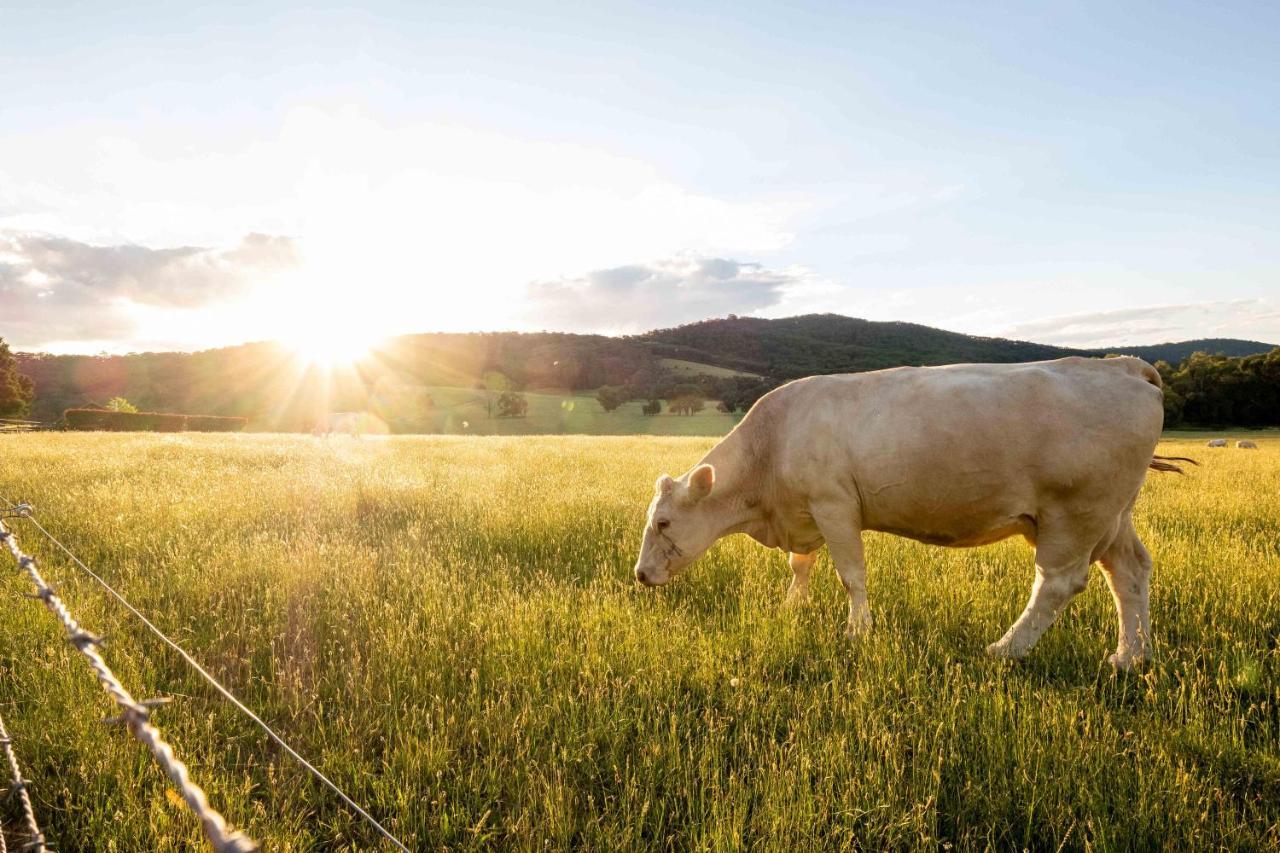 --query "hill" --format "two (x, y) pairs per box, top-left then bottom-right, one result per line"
(634, 314), (1079, 378)
(11, 314), (1275, 430)
(1086, 338), (1278, 363)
